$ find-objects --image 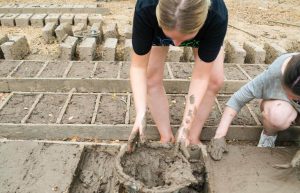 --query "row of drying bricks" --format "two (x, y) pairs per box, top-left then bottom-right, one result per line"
(0, 60), (266, 80)
(0, 3), (106, 14)
(0, 91), (260, 126)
